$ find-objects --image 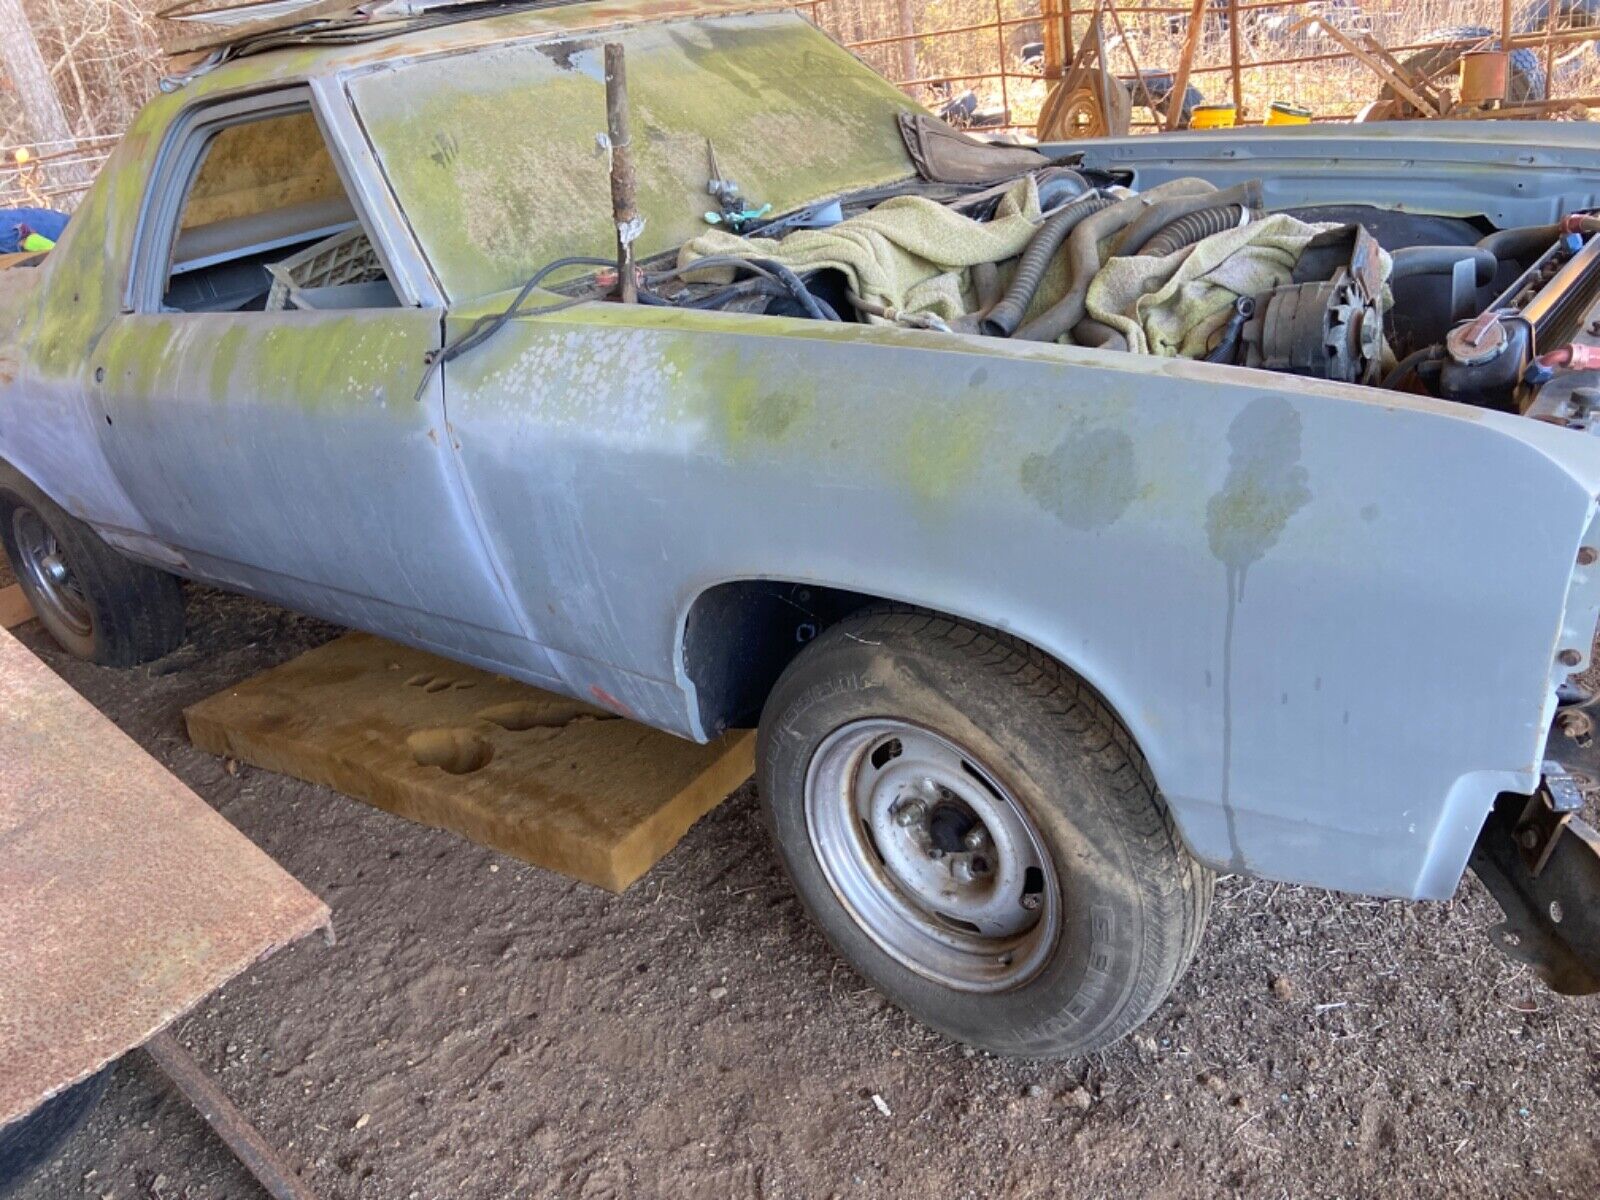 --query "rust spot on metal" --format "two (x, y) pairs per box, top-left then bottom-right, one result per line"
(0, 626), (329, 1127)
